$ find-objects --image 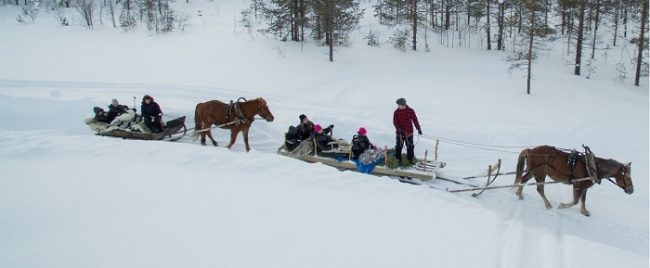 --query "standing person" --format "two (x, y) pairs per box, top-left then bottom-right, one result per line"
(393, 98), (422, 165)
(141, 95), (164, 133)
